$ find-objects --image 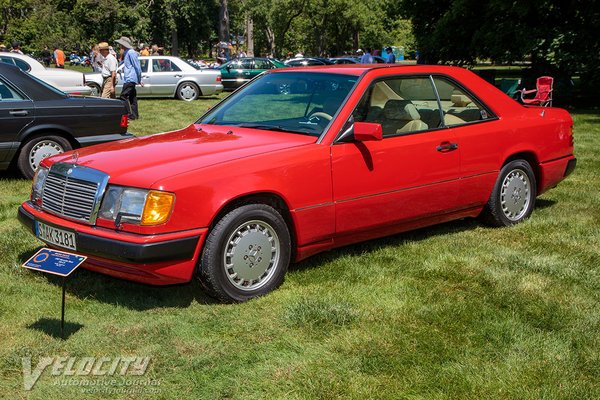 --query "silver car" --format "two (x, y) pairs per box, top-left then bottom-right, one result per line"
(85, 56), (223, 101)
